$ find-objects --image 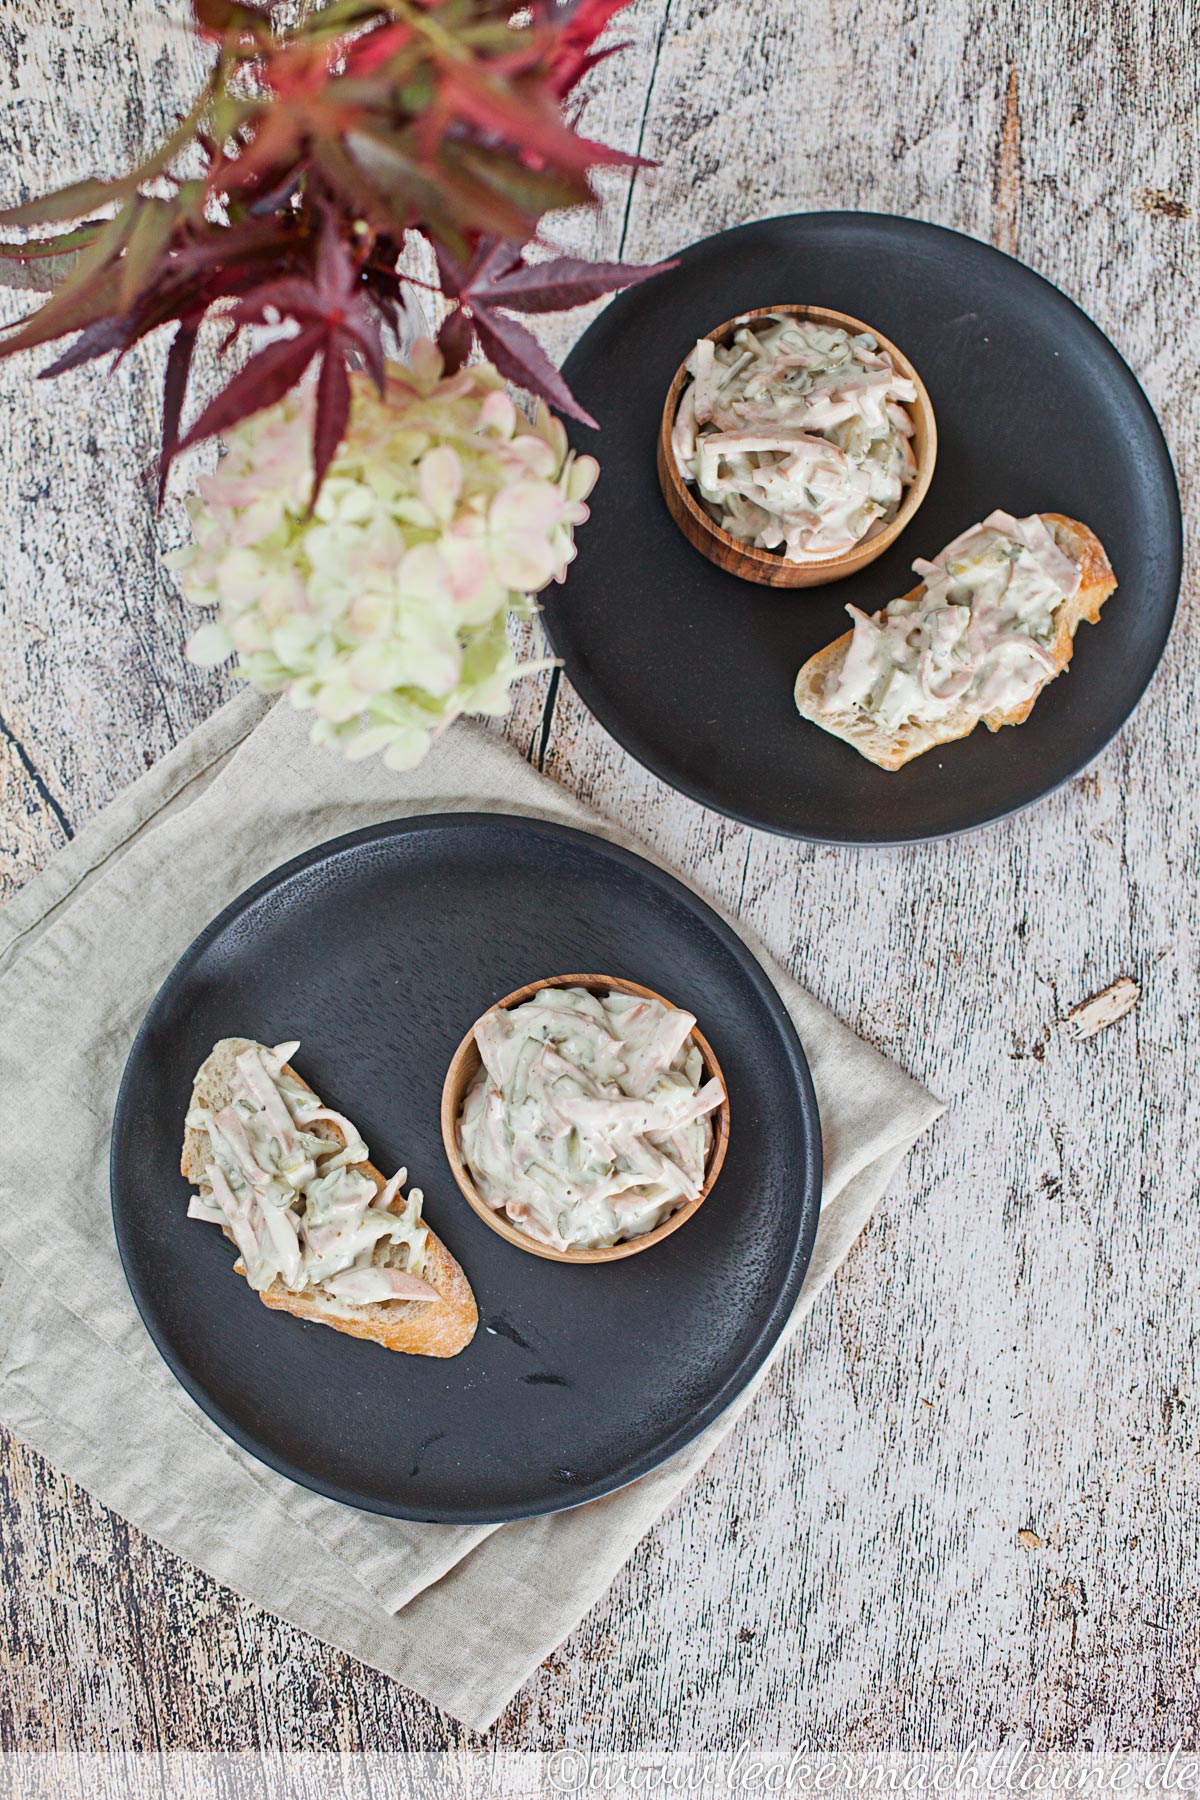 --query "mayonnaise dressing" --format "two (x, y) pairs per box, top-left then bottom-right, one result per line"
(186, 1042), (436, 1305)
(457, 988), (726, 1252)
(820, 510), (1080, 730)
(672, 316), (917, 562)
